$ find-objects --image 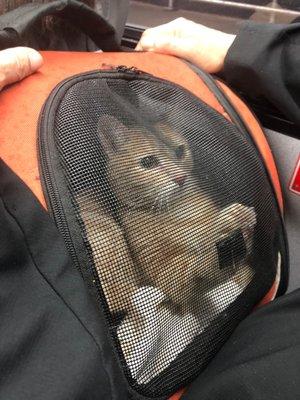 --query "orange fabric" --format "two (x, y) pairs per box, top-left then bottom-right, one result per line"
(256, 280), (278, 308)
(169, 388), (186, 400)
(216, 80), (284, 214)
(213, 81), (284, 315)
